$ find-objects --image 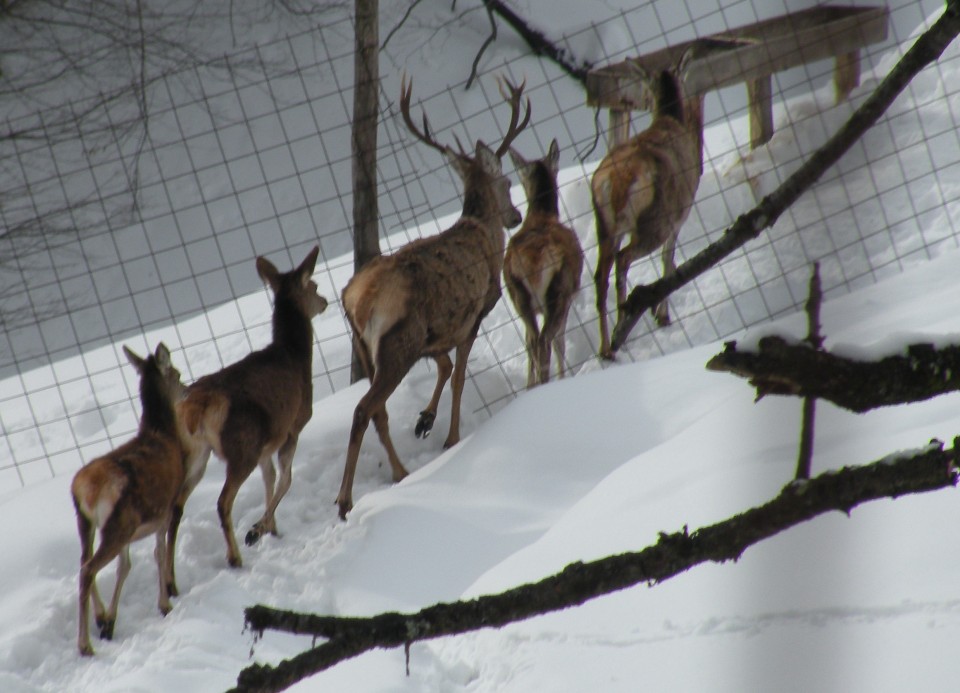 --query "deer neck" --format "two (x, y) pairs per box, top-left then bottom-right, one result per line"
(138, 375), (178, 439)
(525, 164), (560, 217)
(271, 297), (314, 365)
(461, 176), (506, 235)
(685, 92), (706, 175)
